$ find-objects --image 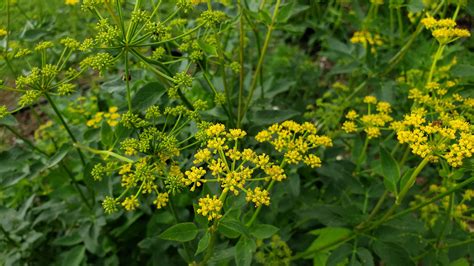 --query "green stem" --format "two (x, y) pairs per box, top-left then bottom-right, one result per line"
(426, 44), (445, 85)
(124, 50), (132, 111)
(240, 0), (282, 125)
(74, 143), (134, 163)
(246, 179), (275, 227)
(236, 1), (245, 128)
(44, 93), (86, 166)
(396, 157), (429, 204)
